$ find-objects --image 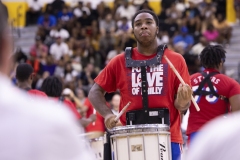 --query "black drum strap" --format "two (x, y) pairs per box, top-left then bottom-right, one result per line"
(141, 66), (148, 110)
